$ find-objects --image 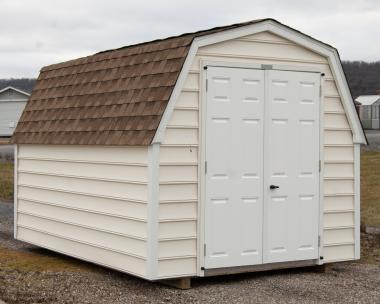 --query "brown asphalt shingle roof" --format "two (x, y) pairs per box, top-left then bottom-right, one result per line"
(12, 19), (337, 145)
(12, 19), (270, 145)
